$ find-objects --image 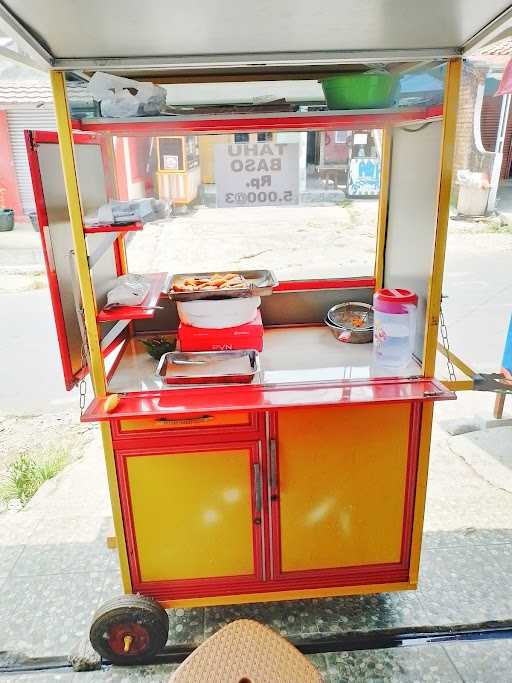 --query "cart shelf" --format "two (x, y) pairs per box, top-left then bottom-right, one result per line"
(97, 272), (169, 323)
(84, 222), (143, 234)
(79, 104), (443, 135)
(81, 376), (454, 422)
